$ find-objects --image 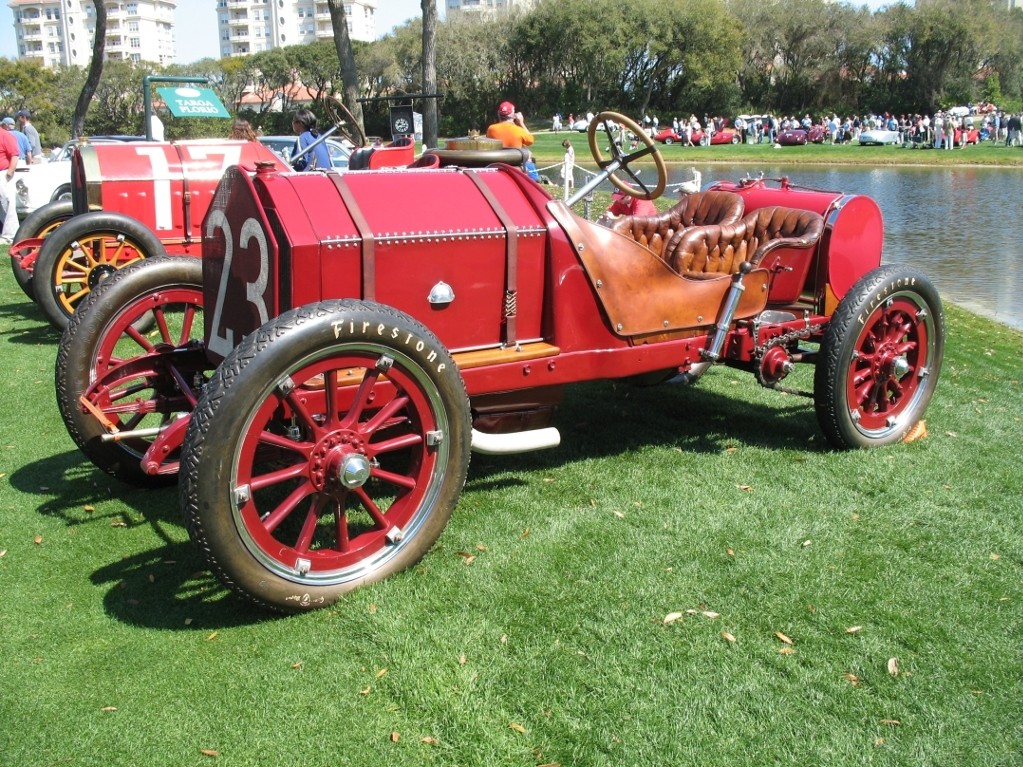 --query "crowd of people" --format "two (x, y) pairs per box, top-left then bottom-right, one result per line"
(549, 103), (1023, 149)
